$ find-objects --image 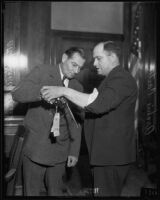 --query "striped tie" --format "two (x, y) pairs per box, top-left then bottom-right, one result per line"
(62, 77), (66, 86)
